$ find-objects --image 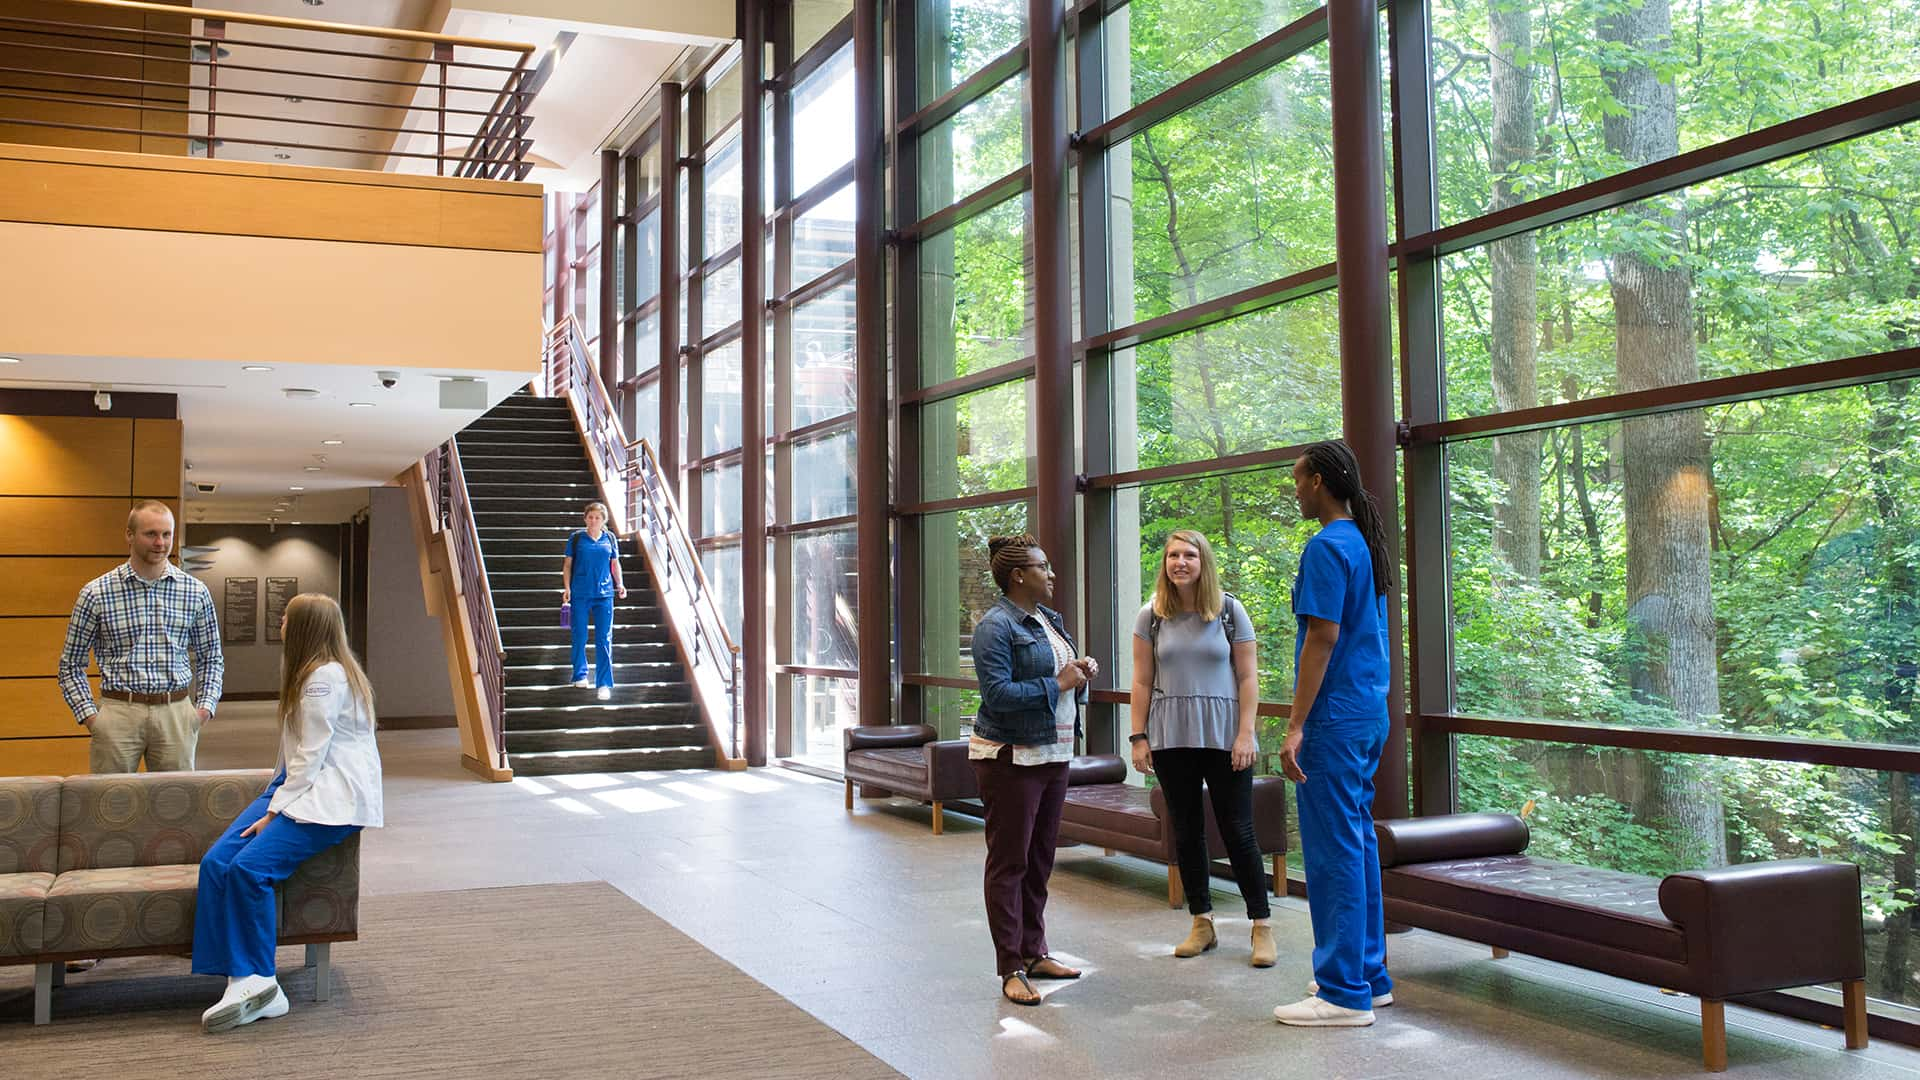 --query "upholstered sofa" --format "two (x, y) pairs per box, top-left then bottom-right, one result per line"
(1058, 755), (1289, 908)
(842, 724), (979, 835)
(1375, 812), (1867, 1072)
(0, 769), (360, 1025)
